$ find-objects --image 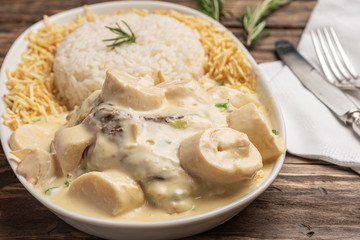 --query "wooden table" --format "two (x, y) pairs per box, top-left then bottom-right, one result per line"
(1, 0), (359, 239)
